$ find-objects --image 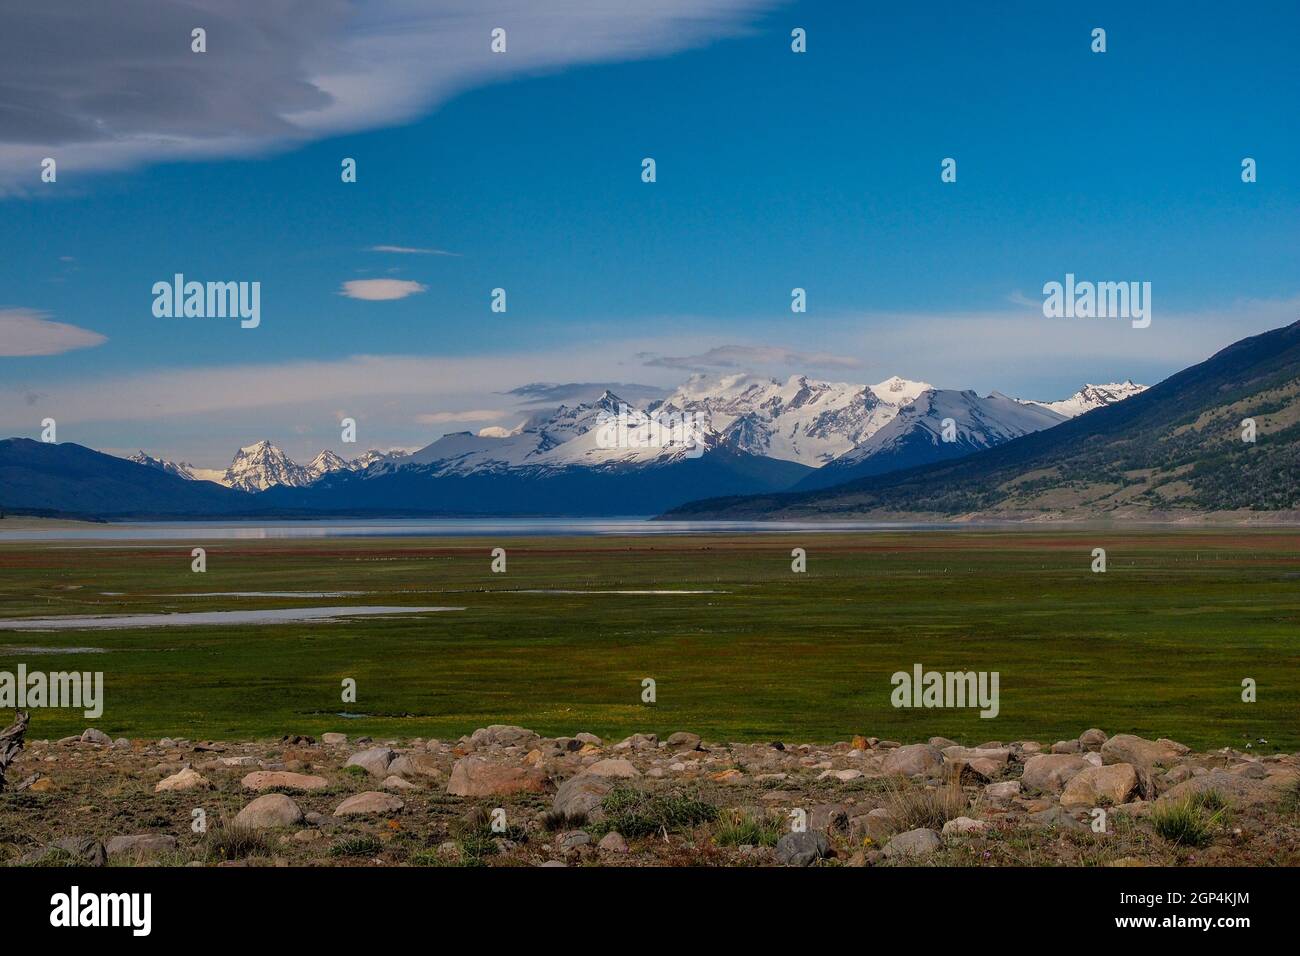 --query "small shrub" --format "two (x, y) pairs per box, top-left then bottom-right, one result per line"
(204, 820), (270, 862)
(329, 835), (383, 857)
(596, 786), (717, 838)
(542, 809), (587, 832)
(1151, 794), (1226, 847)
(883, 778), (967, 832)
(714, 808), (782, 847)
